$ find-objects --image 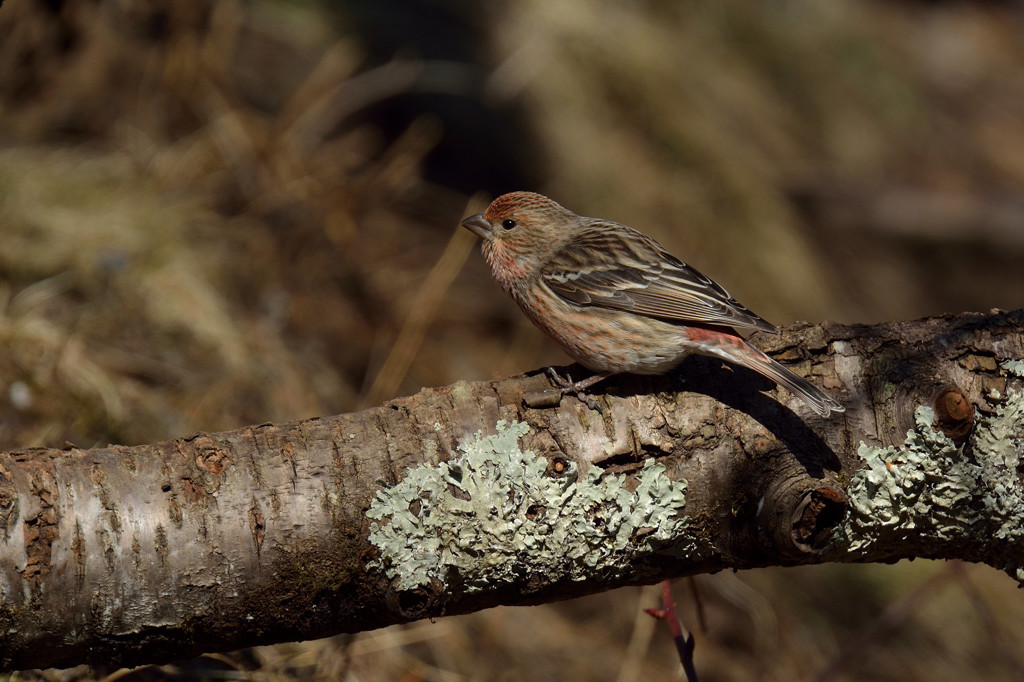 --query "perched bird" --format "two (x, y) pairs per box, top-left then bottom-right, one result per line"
(461, 191), (845, 417)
